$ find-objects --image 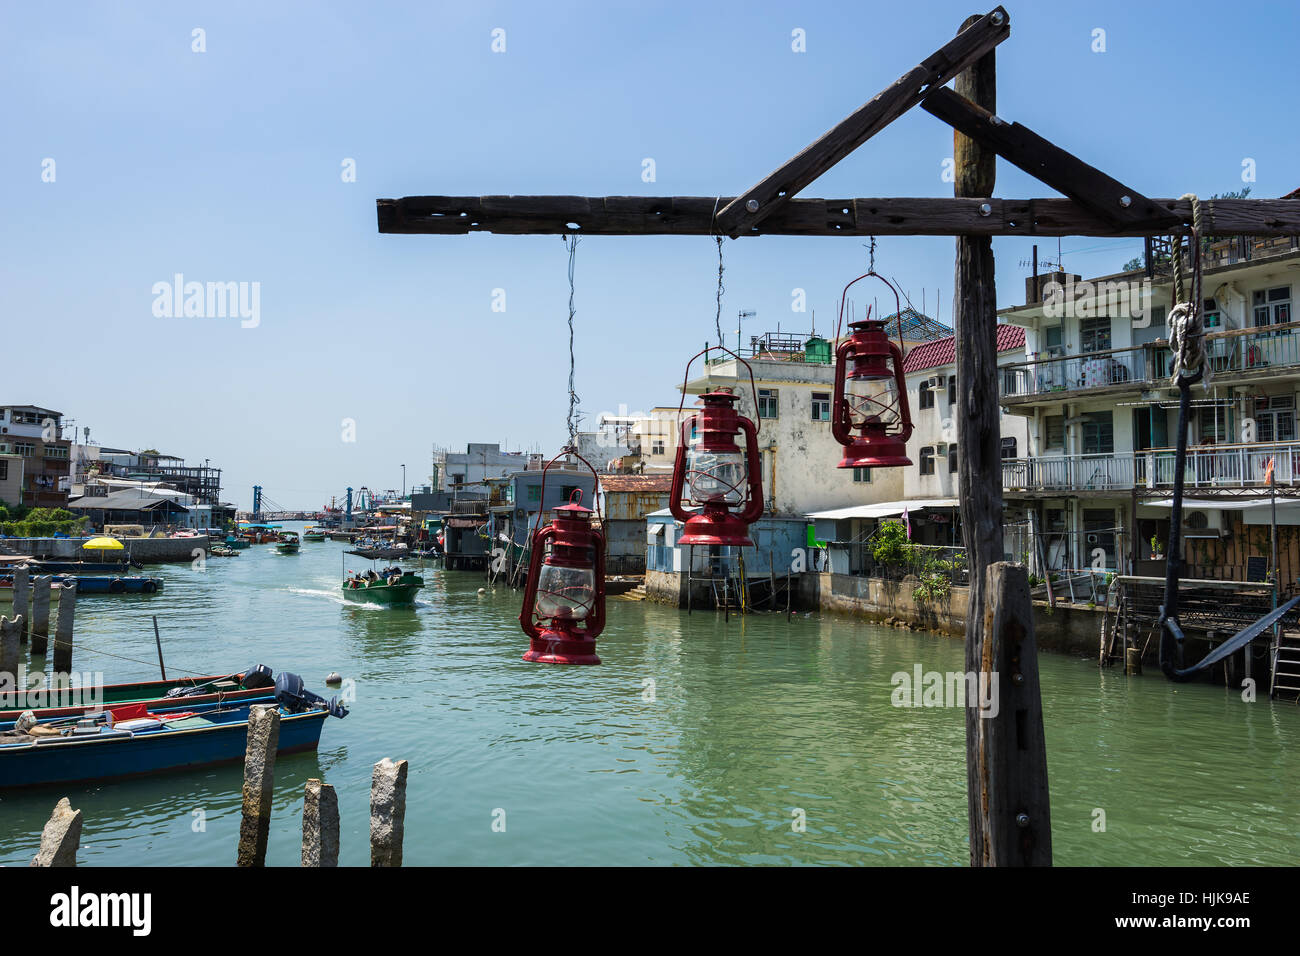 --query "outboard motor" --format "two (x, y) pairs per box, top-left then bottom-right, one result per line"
(275, 671), (348, 718)
(241, 664), (275, 689)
